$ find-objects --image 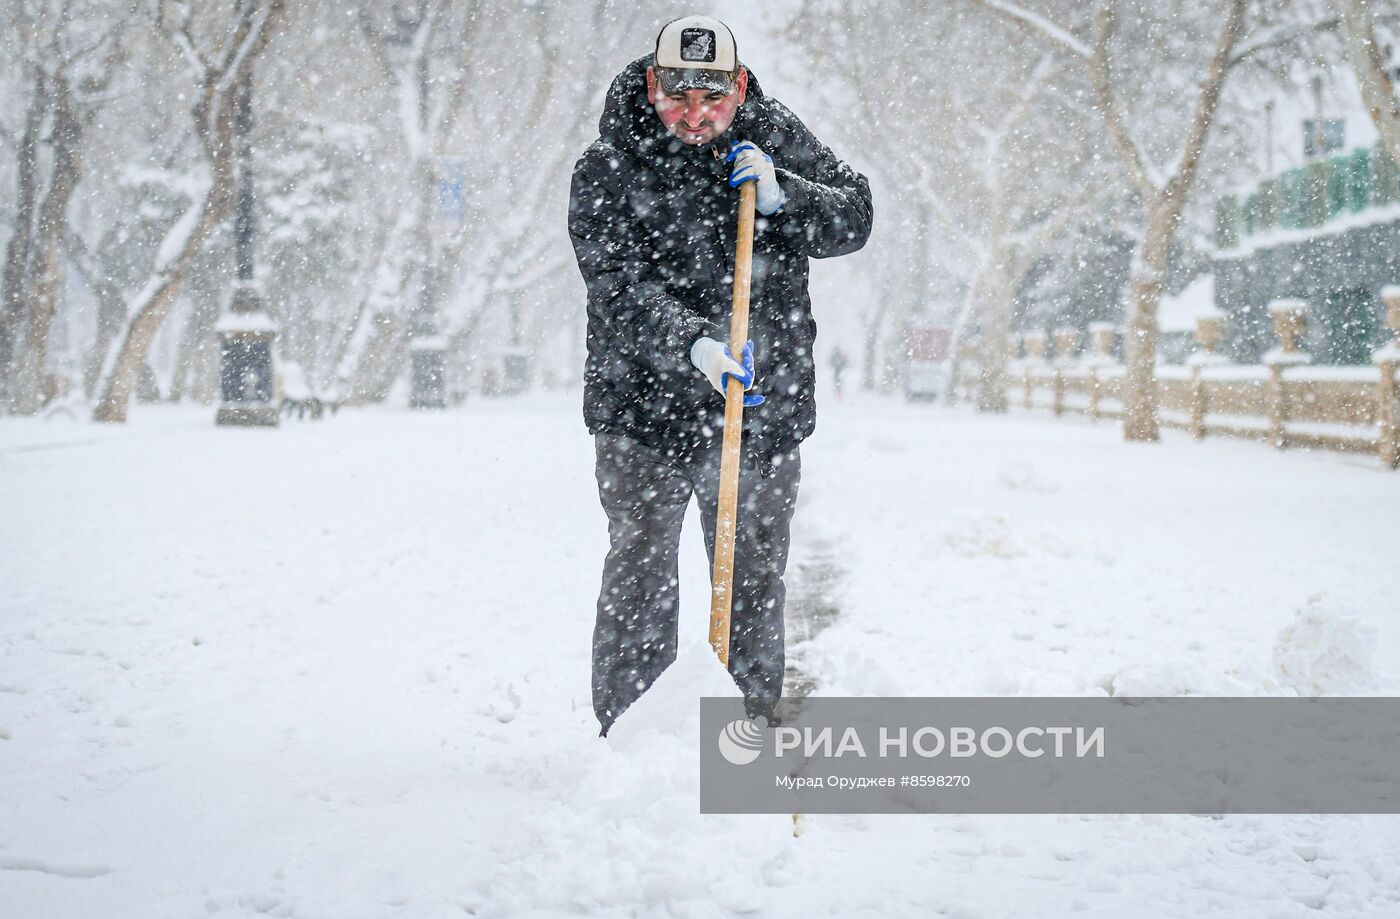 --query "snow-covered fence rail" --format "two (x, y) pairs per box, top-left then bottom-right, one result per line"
(1013, 325), (1128, 422)
(1002, 294), (1400, 469)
